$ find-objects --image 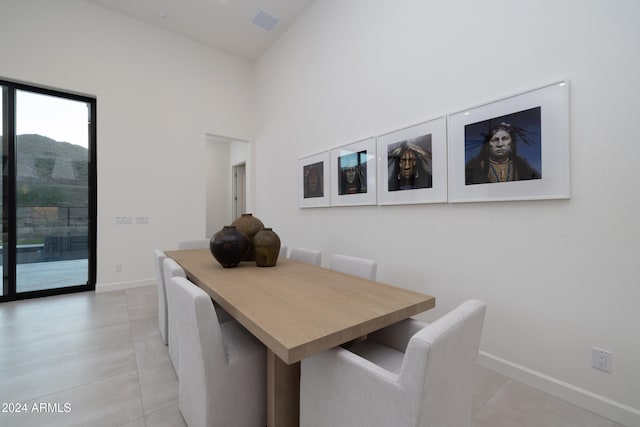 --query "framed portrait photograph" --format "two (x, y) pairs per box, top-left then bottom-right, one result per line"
(330, 137), (377, 206)
(447, 80), (570, 203)
(298, 151), (331, 208)
(377, 117), (447, 205)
